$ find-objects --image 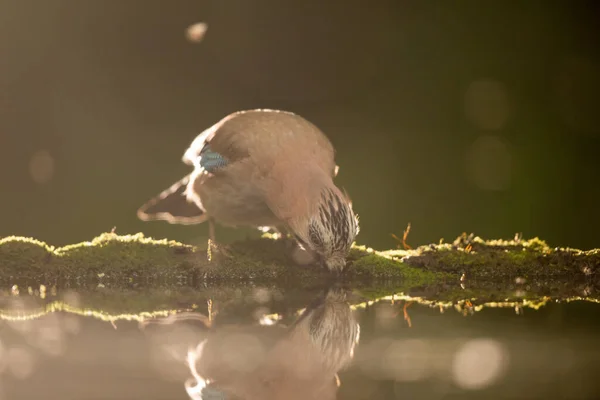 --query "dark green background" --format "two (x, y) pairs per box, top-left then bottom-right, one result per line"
(1, 0), (599, 250)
